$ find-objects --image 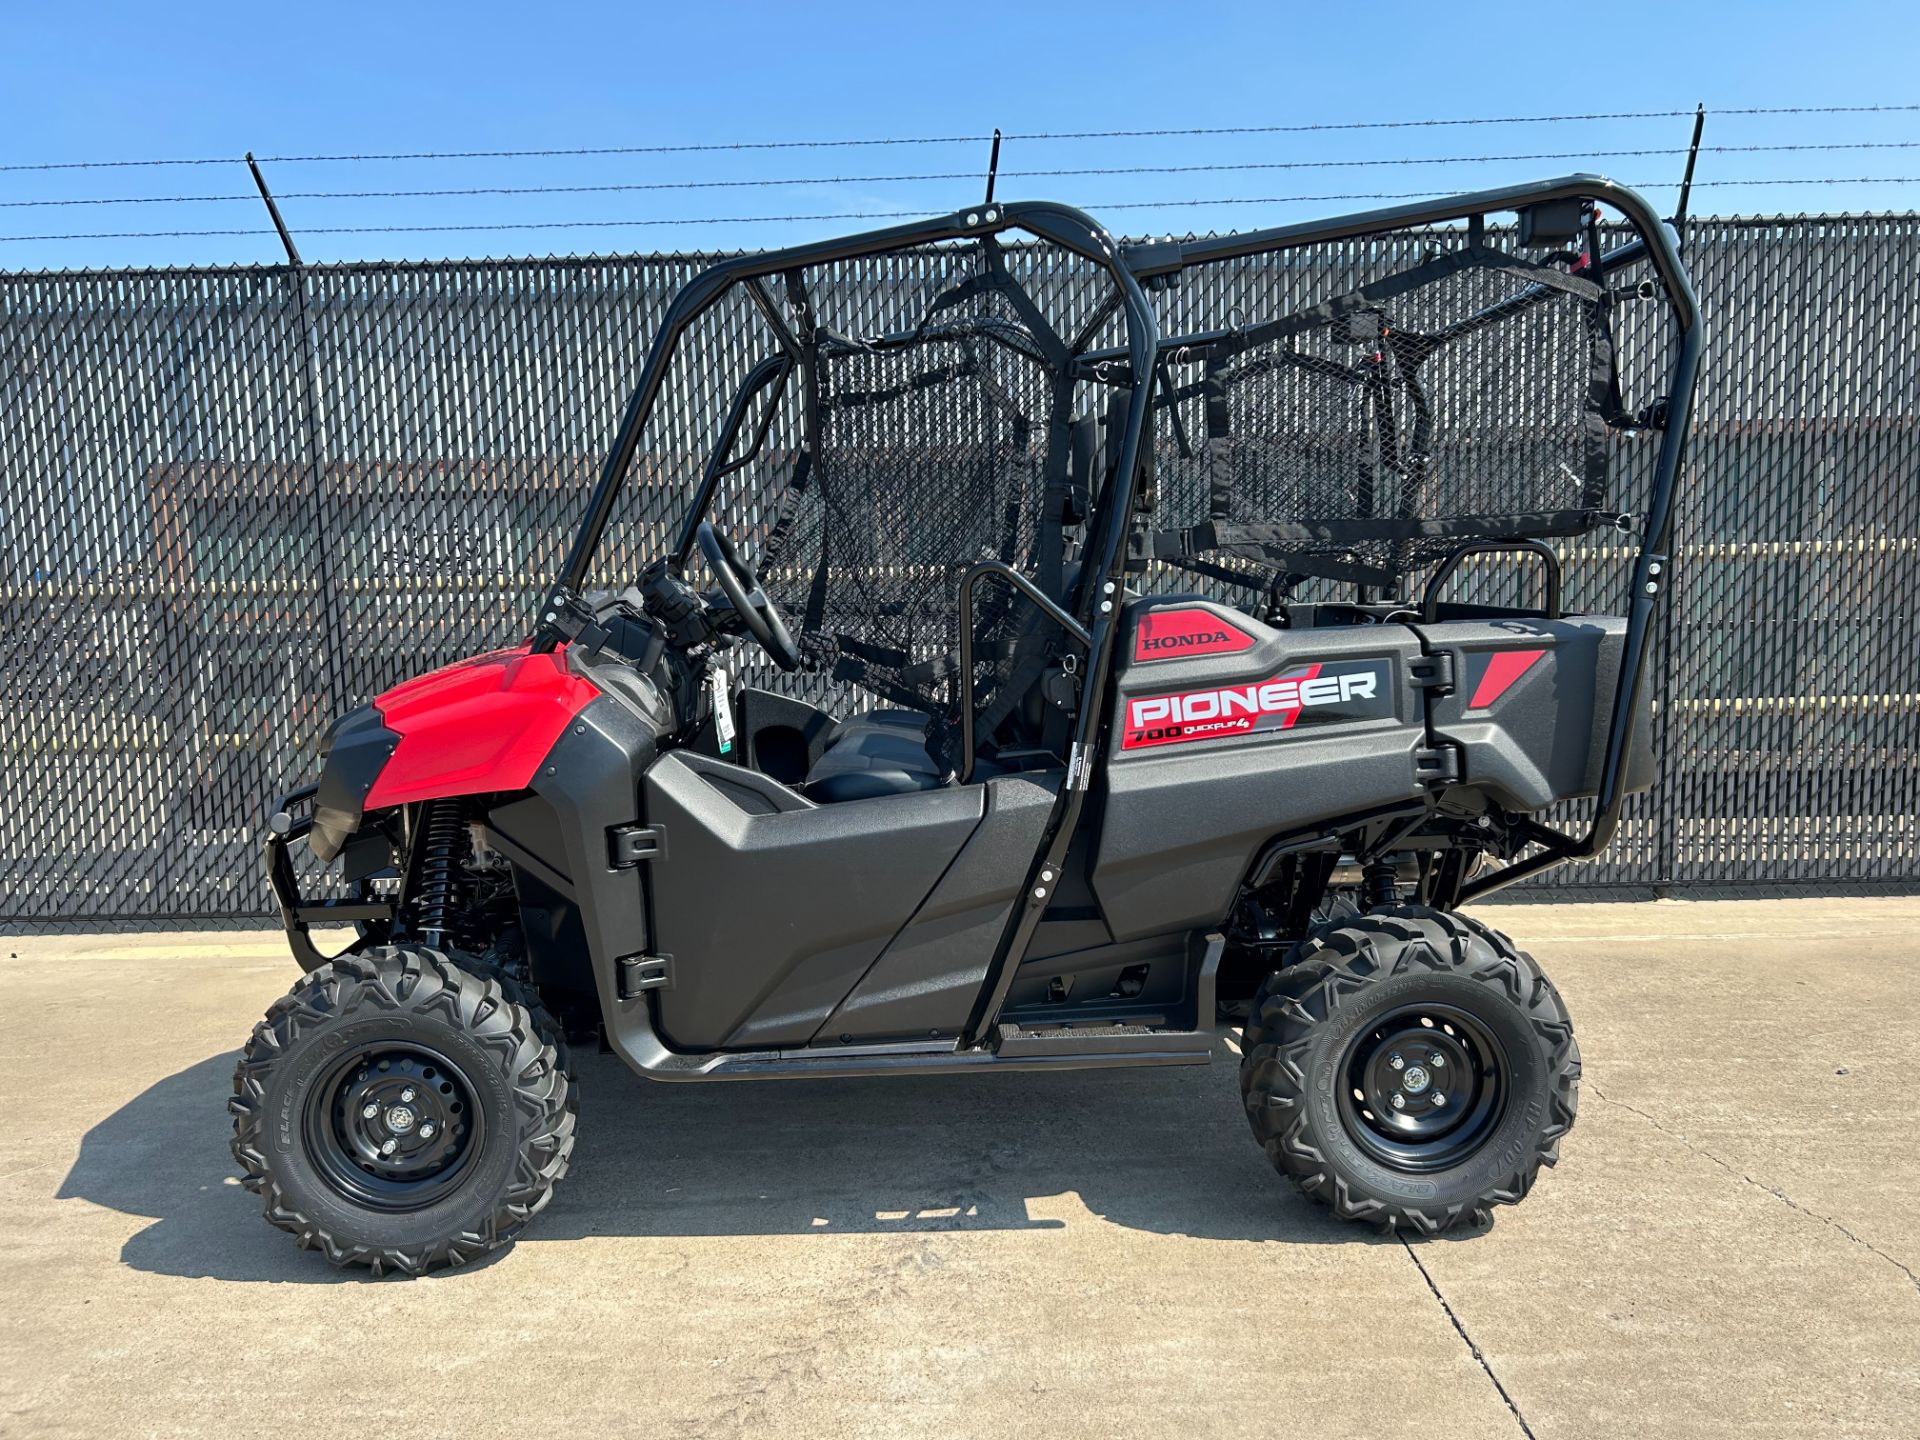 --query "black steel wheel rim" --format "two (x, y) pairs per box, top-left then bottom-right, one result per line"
(304, 1042), (484, 1212)
(1334, 1002), (1508, 1173)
